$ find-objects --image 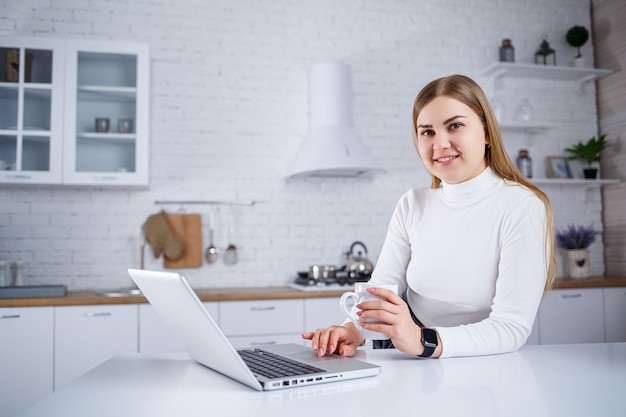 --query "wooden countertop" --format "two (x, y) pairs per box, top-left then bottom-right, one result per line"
(1, 276), (625, 308)
(0, 285), (348, 308)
